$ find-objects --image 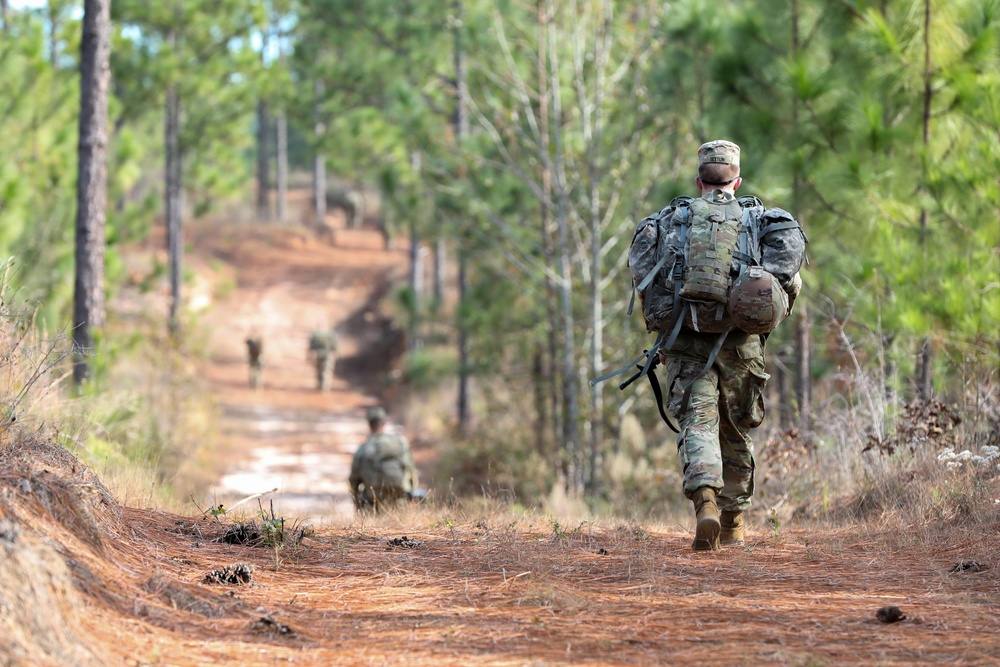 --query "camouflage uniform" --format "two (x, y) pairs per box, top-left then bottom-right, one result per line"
(308, 329), (337, 391)
(634, 141), (803, 514)
(246, 336), (263, 390)
(349, 408), (418, 511)
(662, 329), (767, 512)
